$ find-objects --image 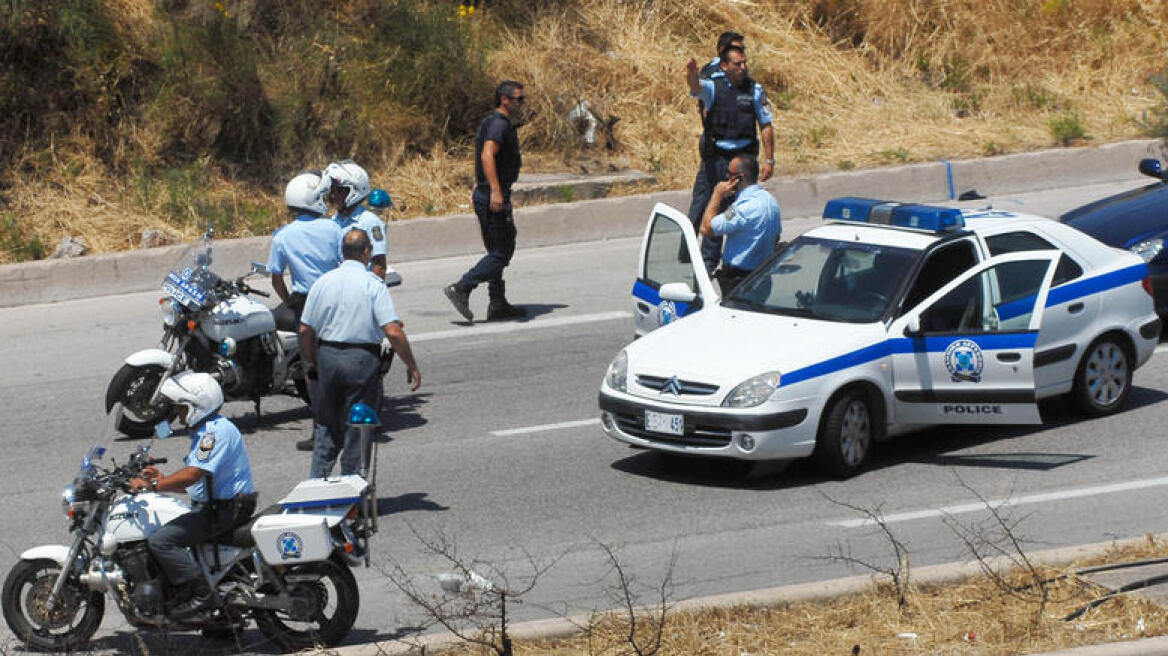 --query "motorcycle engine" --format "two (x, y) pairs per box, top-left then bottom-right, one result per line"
(218, 337), (274, 397)
(116, 543), (165, 617)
